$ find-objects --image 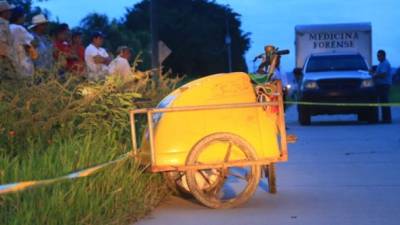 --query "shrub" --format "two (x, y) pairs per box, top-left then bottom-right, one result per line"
(0, 69), (182, 155)
(0, 65), (182, 224)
